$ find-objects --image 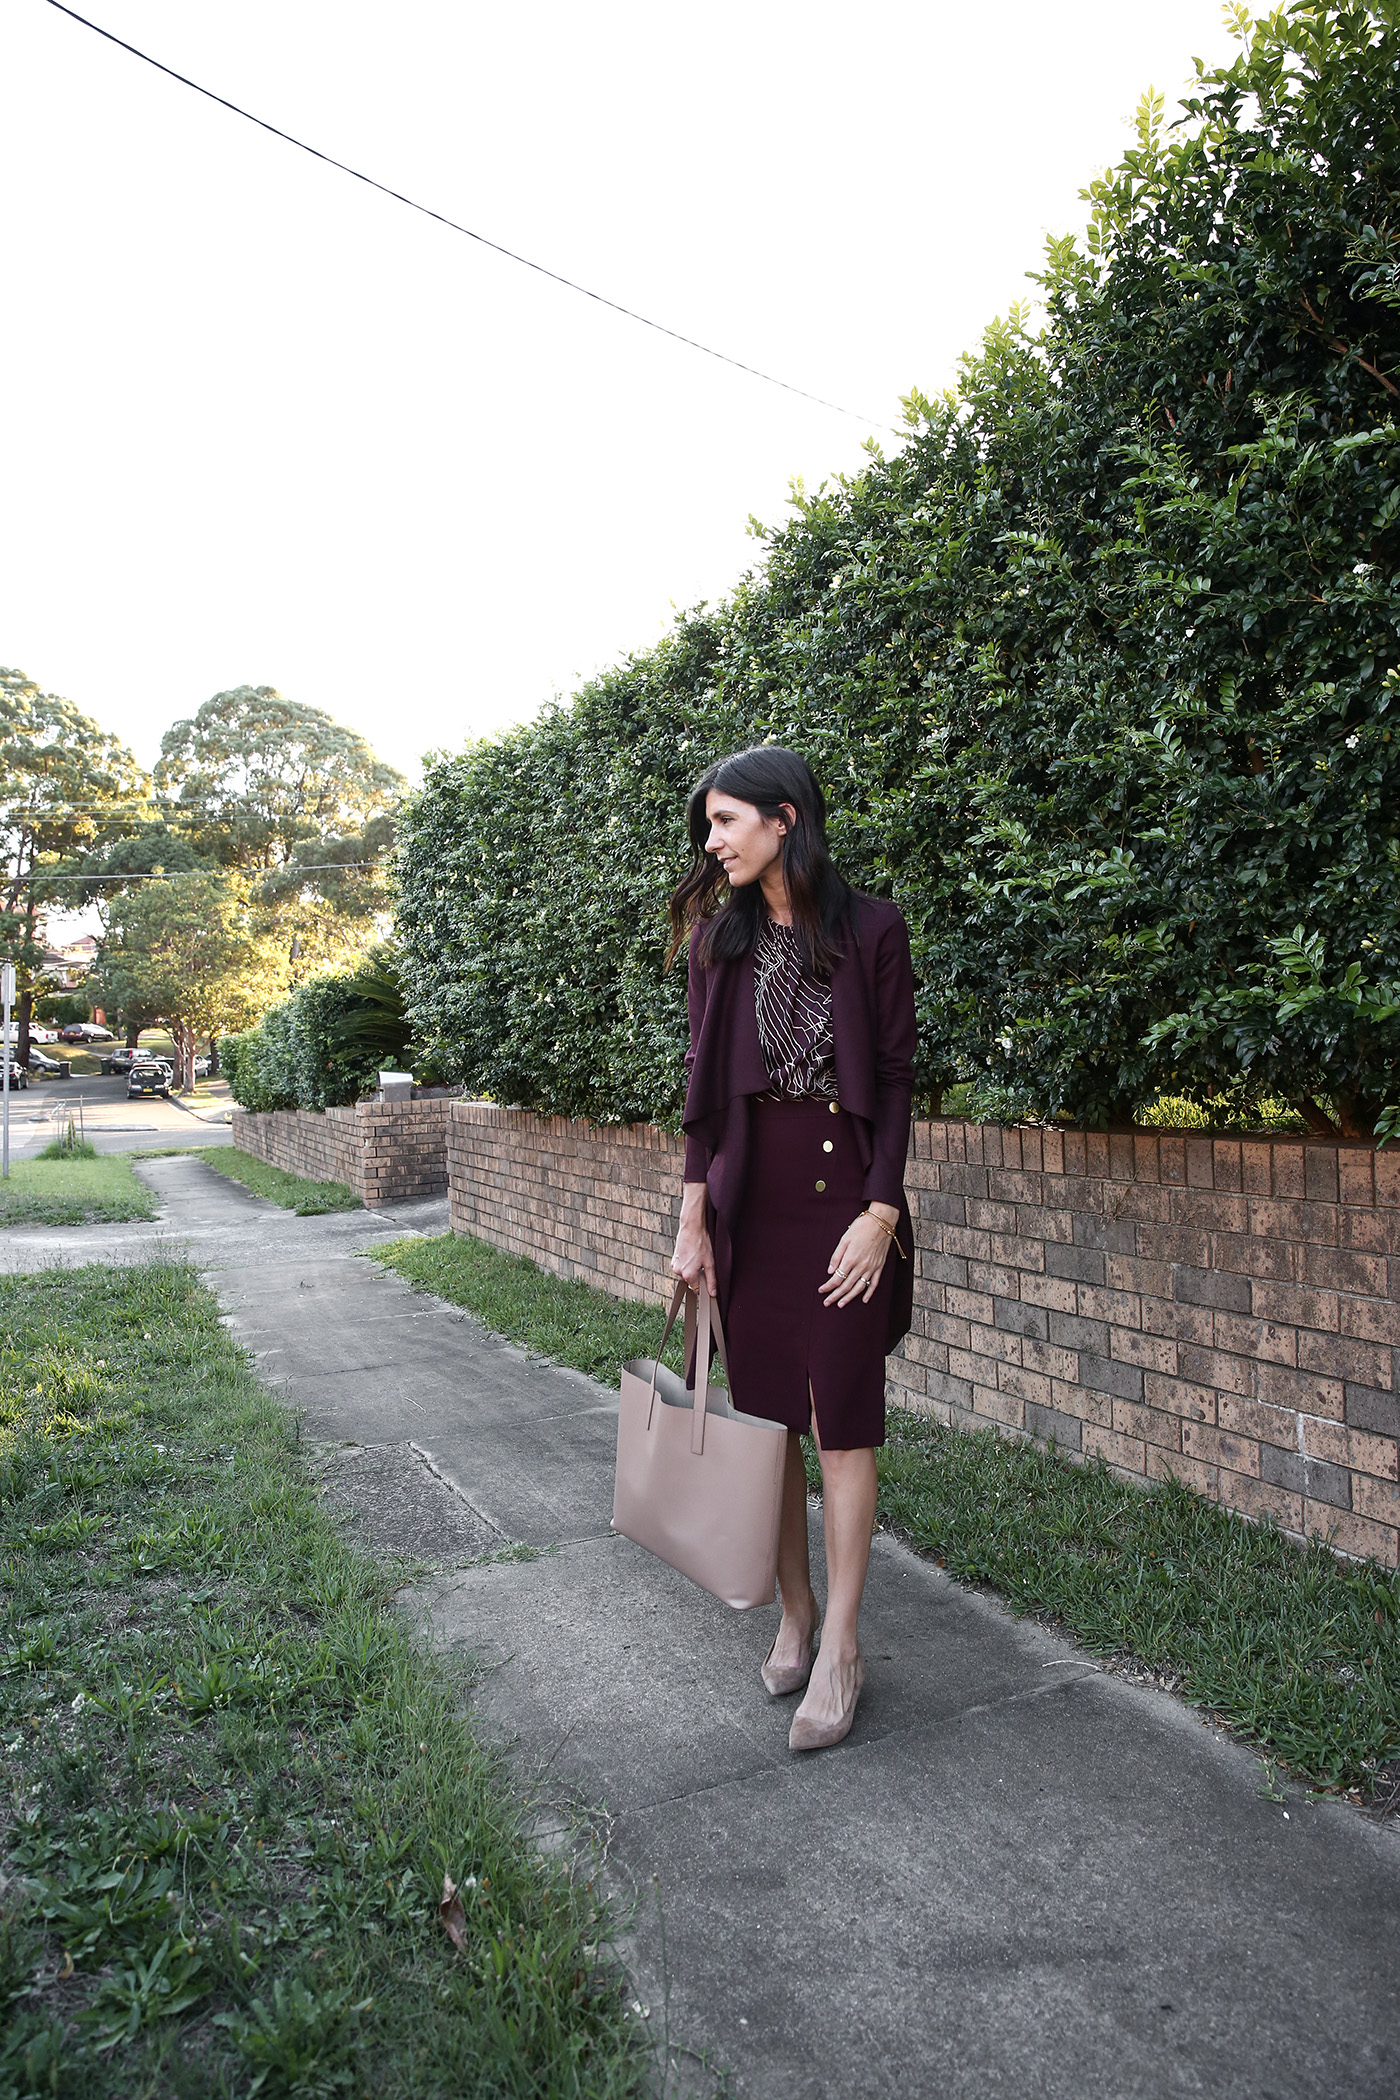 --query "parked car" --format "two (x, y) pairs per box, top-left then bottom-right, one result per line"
(27, 1047), (69, 1078)
(28, 1026), (58, 1044)
(1, 1058), (28, 1091)
(128, 1063), (171, 1099)
(193, 1056), (212, 1079)
(58, 1022), (114, 1043)
(108, 1047), (139, 1073)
